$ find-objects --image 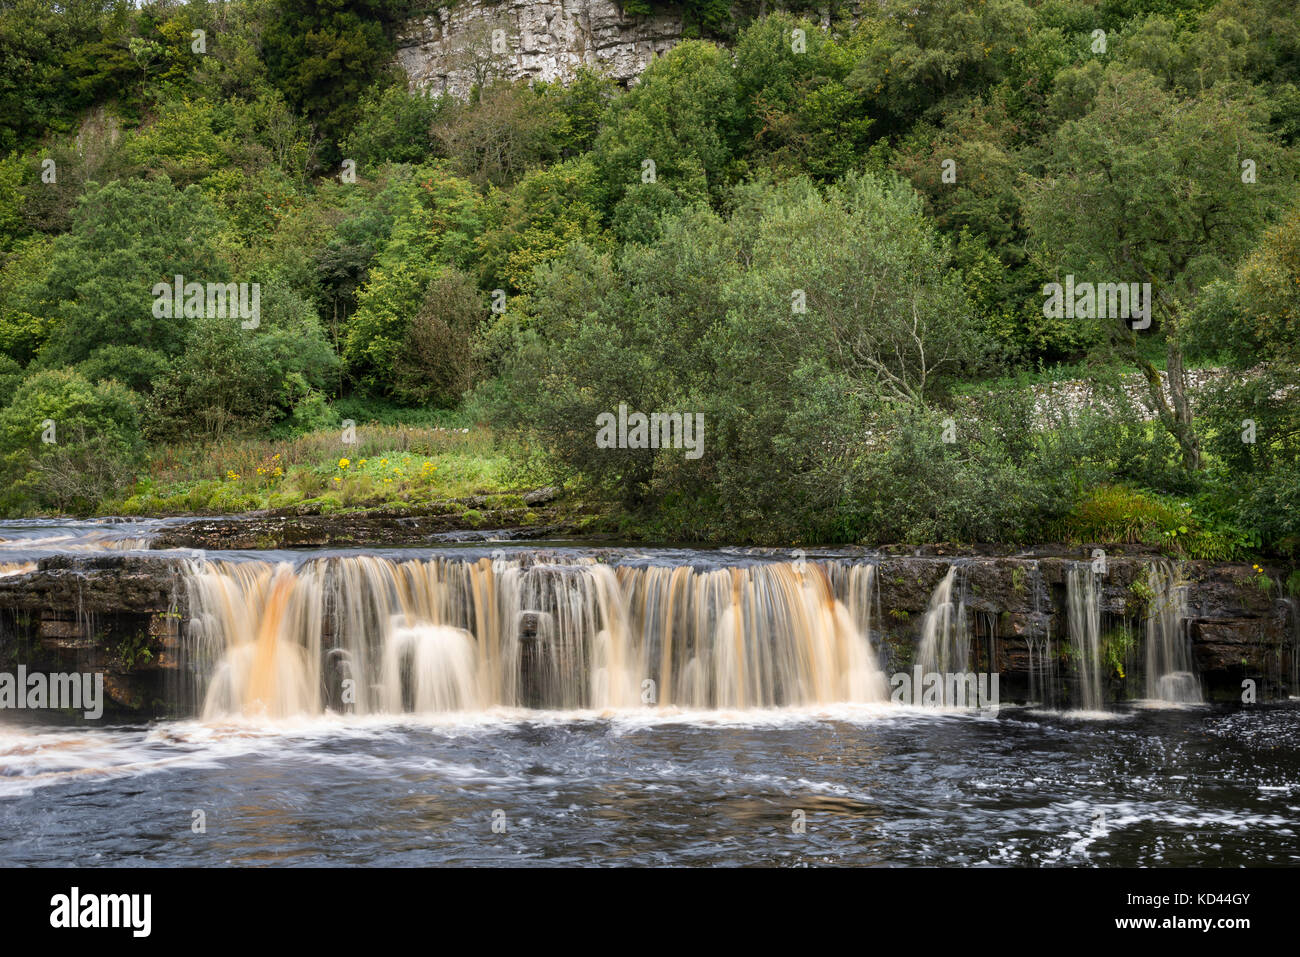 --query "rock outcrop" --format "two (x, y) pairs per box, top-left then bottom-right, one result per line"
(396, 0), (684, 97)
